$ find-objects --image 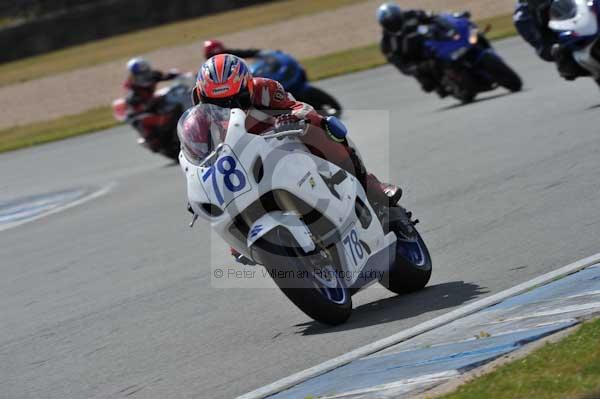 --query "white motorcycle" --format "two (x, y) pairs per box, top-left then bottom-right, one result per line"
(548, 0), (600, 79)
(178, 104), (432, 325)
